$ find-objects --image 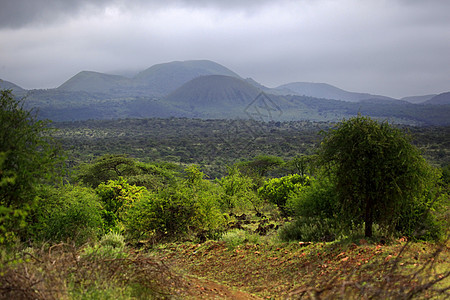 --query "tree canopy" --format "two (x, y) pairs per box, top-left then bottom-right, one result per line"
(0, 90), (62, 244)
(319, 116), (437, 237)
